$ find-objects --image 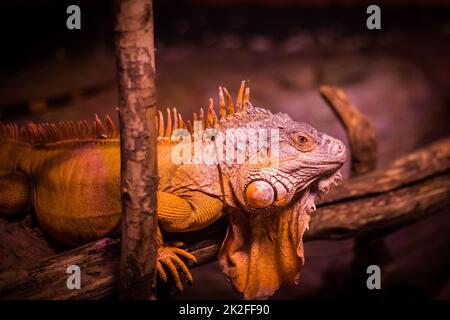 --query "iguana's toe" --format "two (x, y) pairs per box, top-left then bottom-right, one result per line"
(156, 260), (168, 282)
(171, 247), (197, 264)
(157, 246), (196, 292)
(160, 254), (183, 291)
